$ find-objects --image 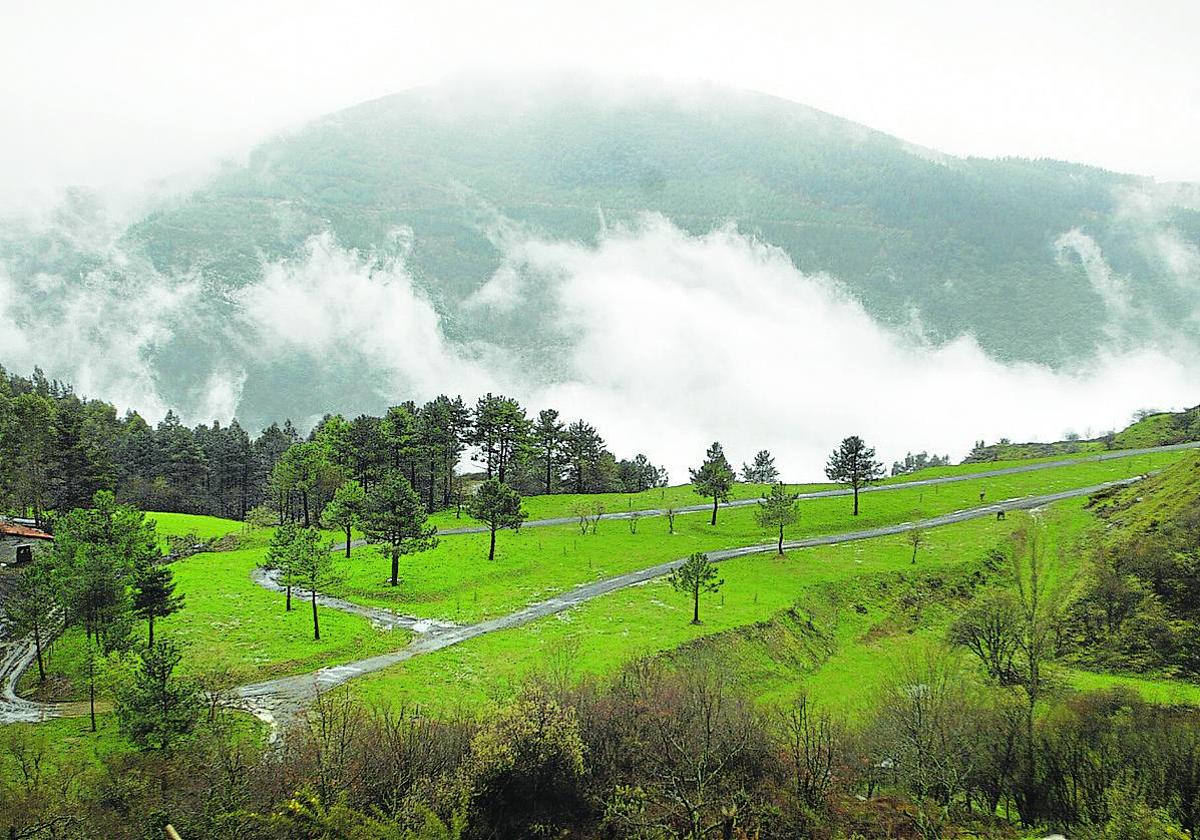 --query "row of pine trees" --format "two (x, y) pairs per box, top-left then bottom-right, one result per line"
(0, 366), (666, 525)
